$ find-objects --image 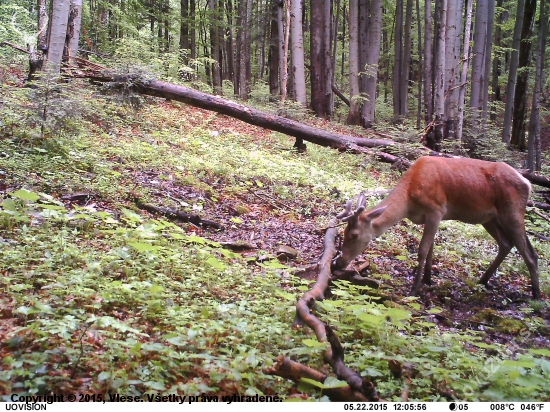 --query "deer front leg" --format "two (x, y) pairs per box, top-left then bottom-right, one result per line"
(411, 216), (441, 295)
